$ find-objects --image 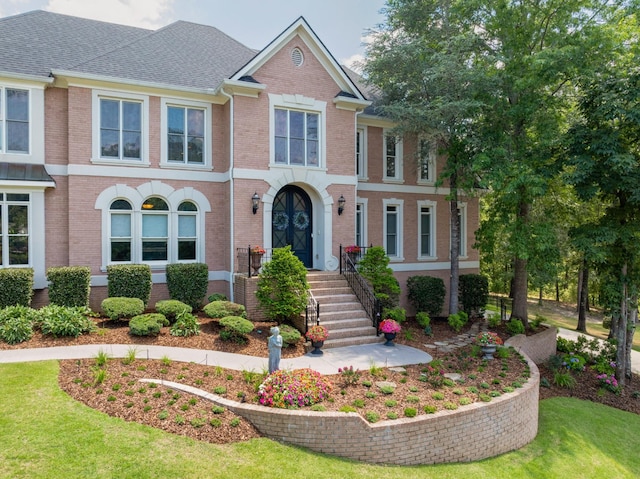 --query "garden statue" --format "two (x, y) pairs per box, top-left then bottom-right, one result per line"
(268, 326), (283, 373)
